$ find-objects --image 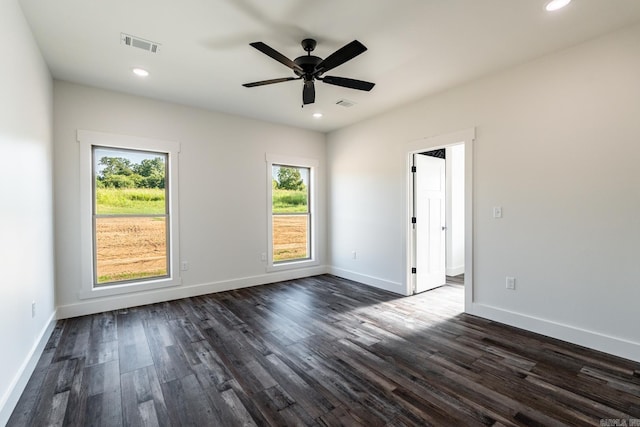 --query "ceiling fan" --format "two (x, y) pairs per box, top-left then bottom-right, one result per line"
(243, 38), (375, 106)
